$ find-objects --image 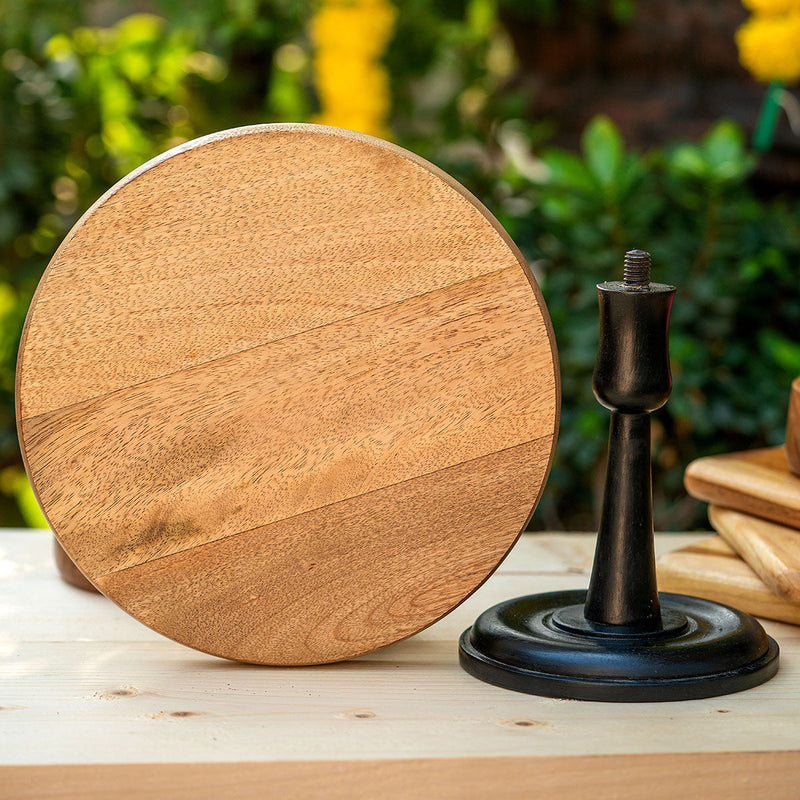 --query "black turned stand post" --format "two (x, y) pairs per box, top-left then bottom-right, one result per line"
(584, 249), (670, 632)
(458, 250), (780, 702)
